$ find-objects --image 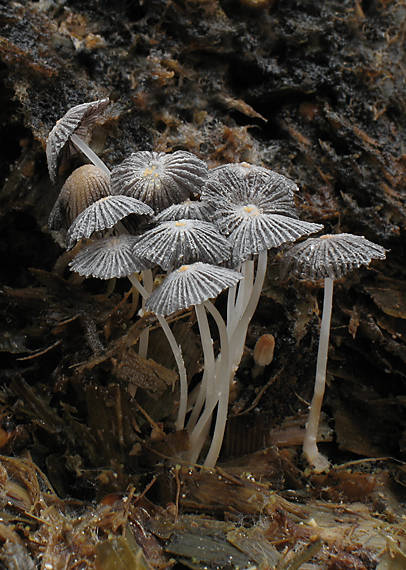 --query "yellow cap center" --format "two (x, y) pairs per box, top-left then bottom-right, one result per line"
(143, 165), (157, 177)
(243, 204), (260, 216)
